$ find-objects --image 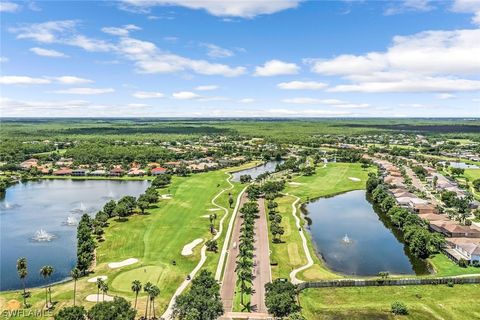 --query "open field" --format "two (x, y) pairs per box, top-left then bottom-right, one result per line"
(300, 284), (480, 320)
(0, 167), (246, 319)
